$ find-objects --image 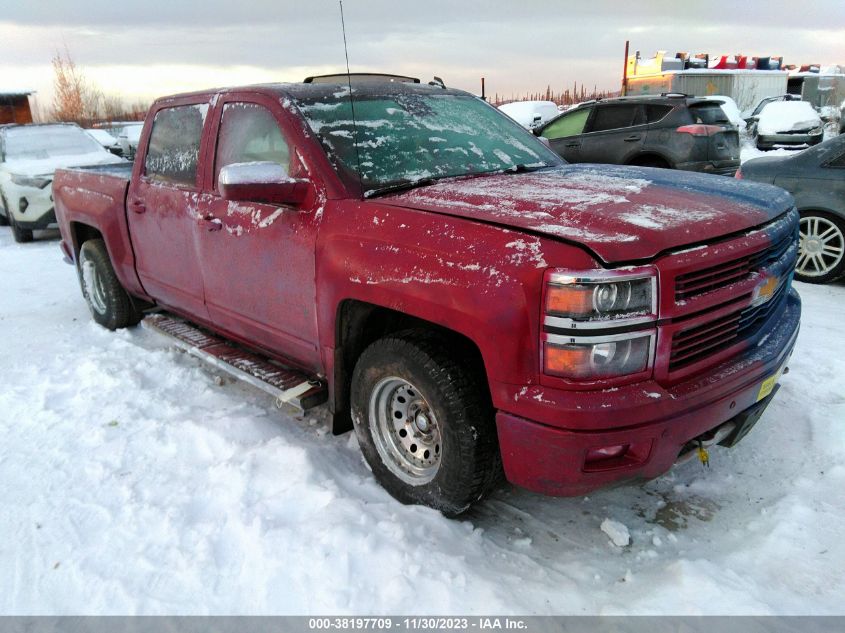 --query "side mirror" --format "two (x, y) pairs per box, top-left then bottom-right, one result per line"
(219, 161), (309, 206)
(537, 136), (551, 148)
